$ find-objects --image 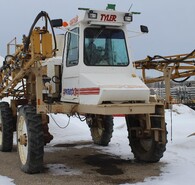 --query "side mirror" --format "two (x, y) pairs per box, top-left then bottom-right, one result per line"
(140, 25), (149, 33)
(51, 19), (63, 27)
